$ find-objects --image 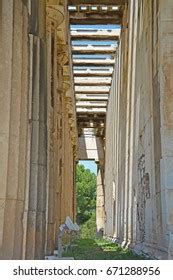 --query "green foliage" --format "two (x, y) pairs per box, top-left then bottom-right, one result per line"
(76, 164), (96, 224)
(81, 212), (96, 239)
